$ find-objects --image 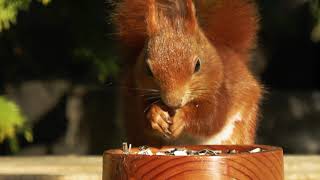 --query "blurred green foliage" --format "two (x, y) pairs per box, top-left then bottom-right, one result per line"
(74, 48), (119, 82)
(0, 0), (119, 84)
(0, 96), (32, 153)
(0, 0), (119, 153)
(310, 0), (320, 42)
(0, 0), (51, 31)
